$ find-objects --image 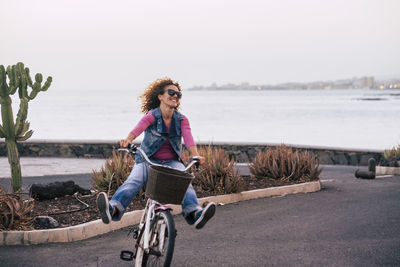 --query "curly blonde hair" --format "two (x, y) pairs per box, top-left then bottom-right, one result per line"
(139, 77), (181, 113)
